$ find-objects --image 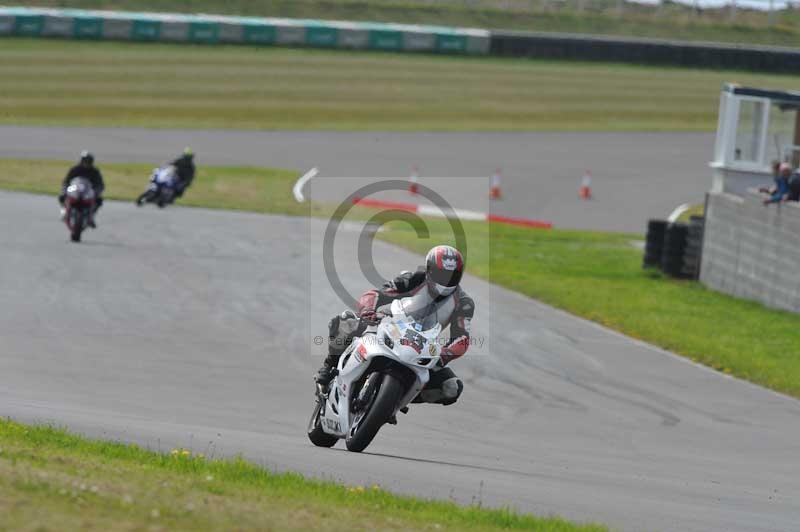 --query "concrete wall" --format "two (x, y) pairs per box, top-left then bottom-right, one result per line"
(701, 190), (800, 312)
